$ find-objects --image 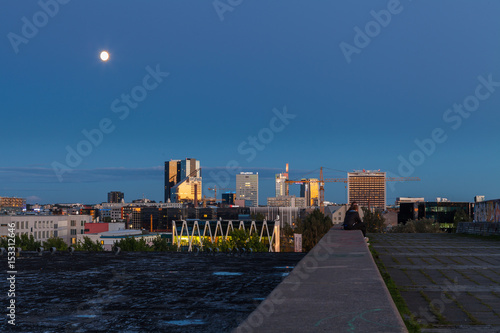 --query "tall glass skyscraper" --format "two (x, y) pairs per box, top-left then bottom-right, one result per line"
(236, 172), (259, 207)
